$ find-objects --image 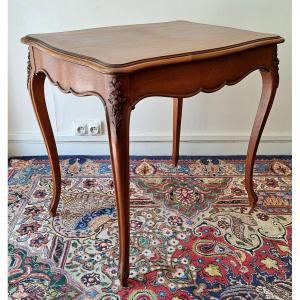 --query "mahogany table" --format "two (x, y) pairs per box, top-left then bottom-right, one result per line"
(21, 21), (284, 286)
